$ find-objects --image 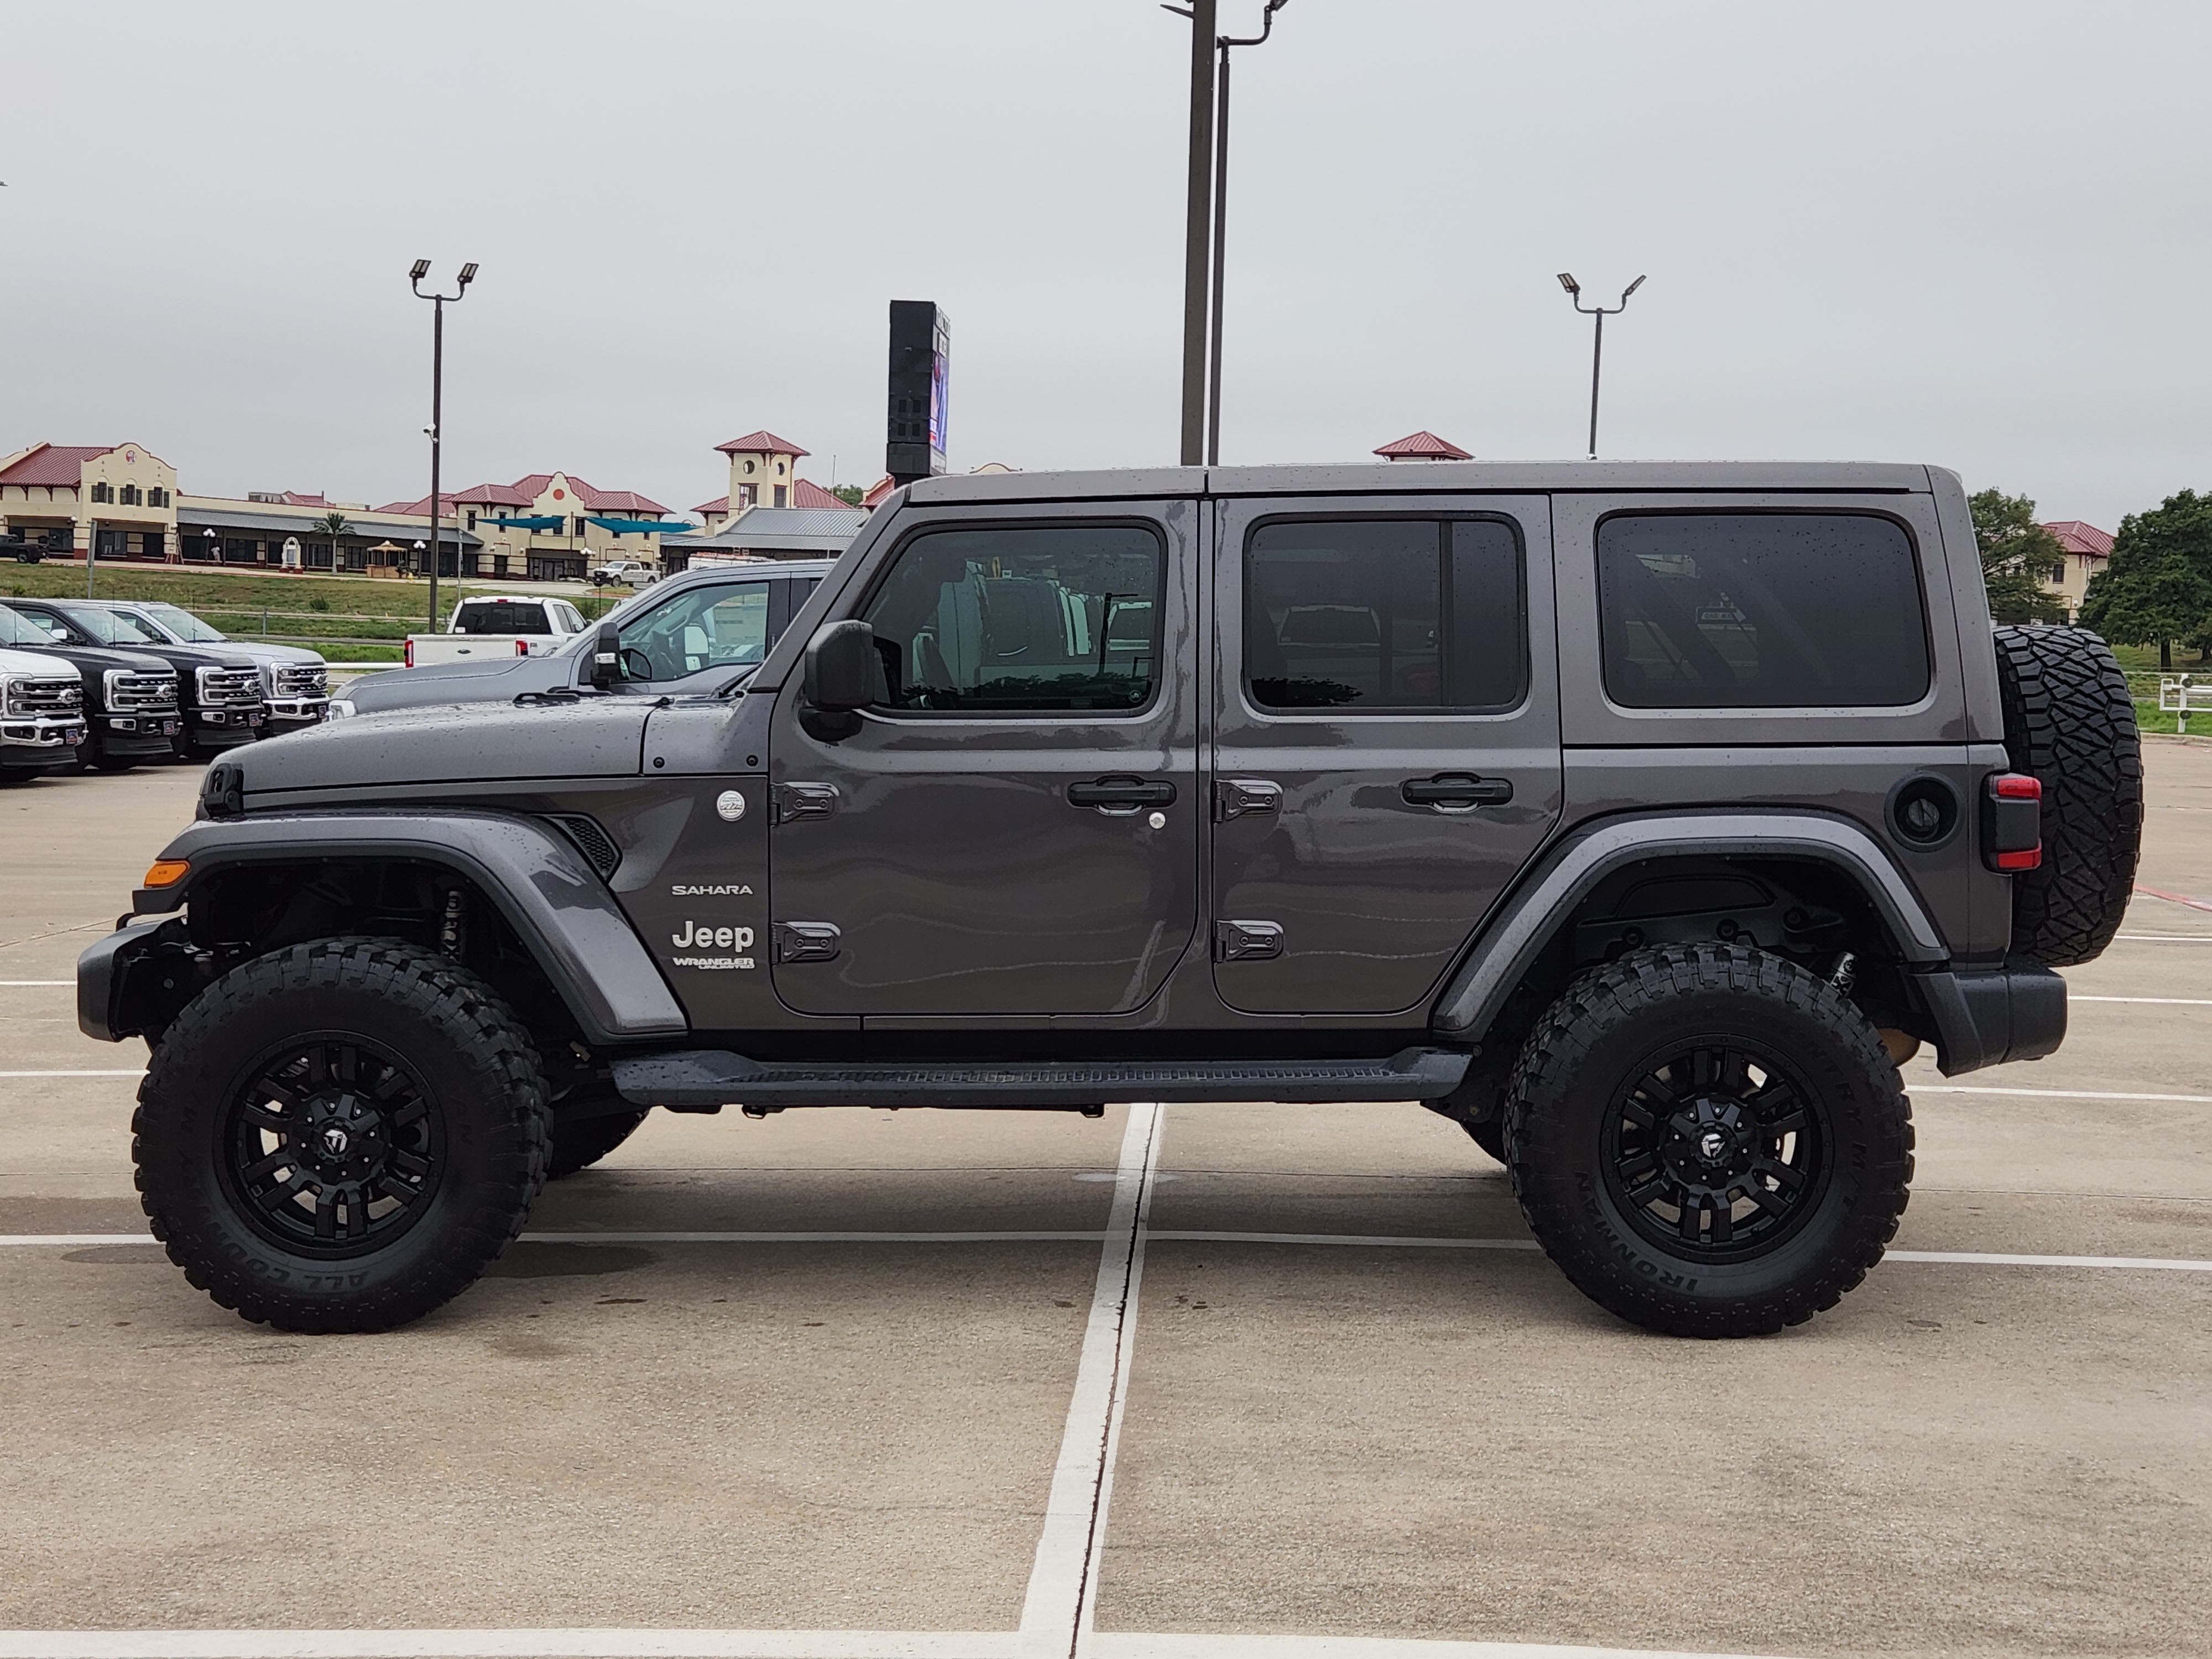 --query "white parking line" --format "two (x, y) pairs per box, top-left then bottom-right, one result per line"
(1916, 1084), (2212, 1103)
(1022, 1102), (1161, 1644)
(0, 1070), (144, 1078)
(0, 1630), (1800, 1658)
(2070, 995), (2212, 1005)
(0, 979), (71, 986)
(9, 1228), (2212, 1274)
(2112, 933), (2212, 941)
